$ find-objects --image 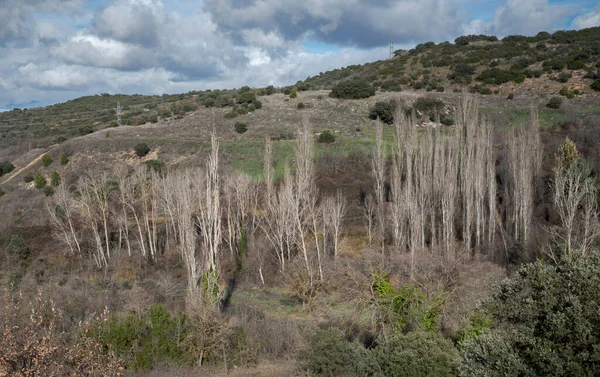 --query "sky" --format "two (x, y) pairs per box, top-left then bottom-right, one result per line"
(0, 0), (599, 110)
